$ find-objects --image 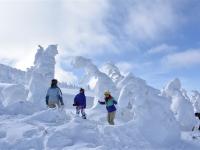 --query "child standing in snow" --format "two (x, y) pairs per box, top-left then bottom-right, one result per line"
(98, 91), (117, 125)
(73, 88), (87, 119)
(46, 79), (64, 108)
